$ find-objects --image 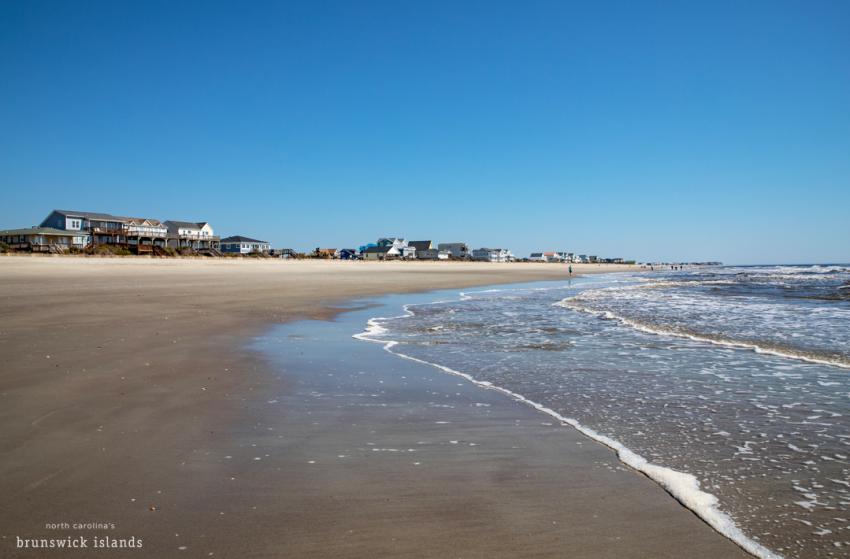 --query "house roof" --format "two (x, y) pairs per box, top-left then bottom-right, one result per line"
(0, 227), (89, 237)
(49, 210), (163, 226)
(126, 217), (165, 226)
(221, 235), (268, 244)
(408, 241), (432, 251)
(50, 209), (129, 222)
(363, 246), (392, 254)
(165, 220), (206, 229)
(377, 237), (405, 246)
